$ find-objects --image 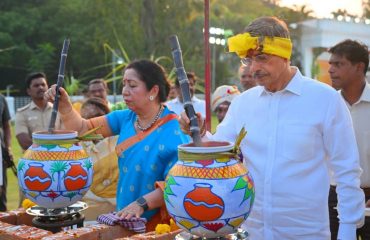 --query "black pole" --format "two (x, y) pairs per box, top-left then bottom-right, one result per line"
(169, 35), (202, 146)
(48, 39), (70, 133)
